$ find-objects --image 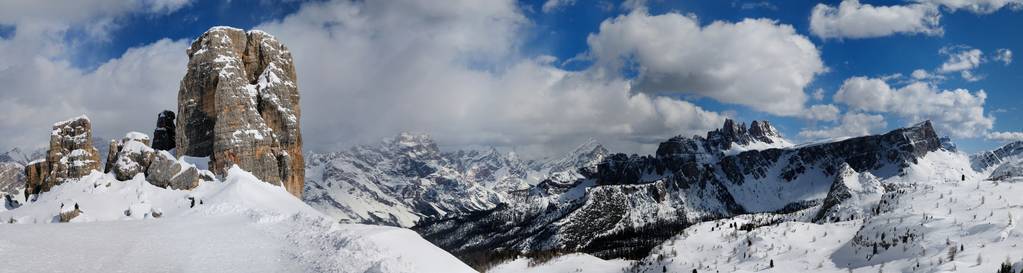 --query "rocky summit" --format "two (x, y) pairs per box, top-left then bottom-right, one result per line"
(176, 26), (304, 197)
(24, 116), (103, 198)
